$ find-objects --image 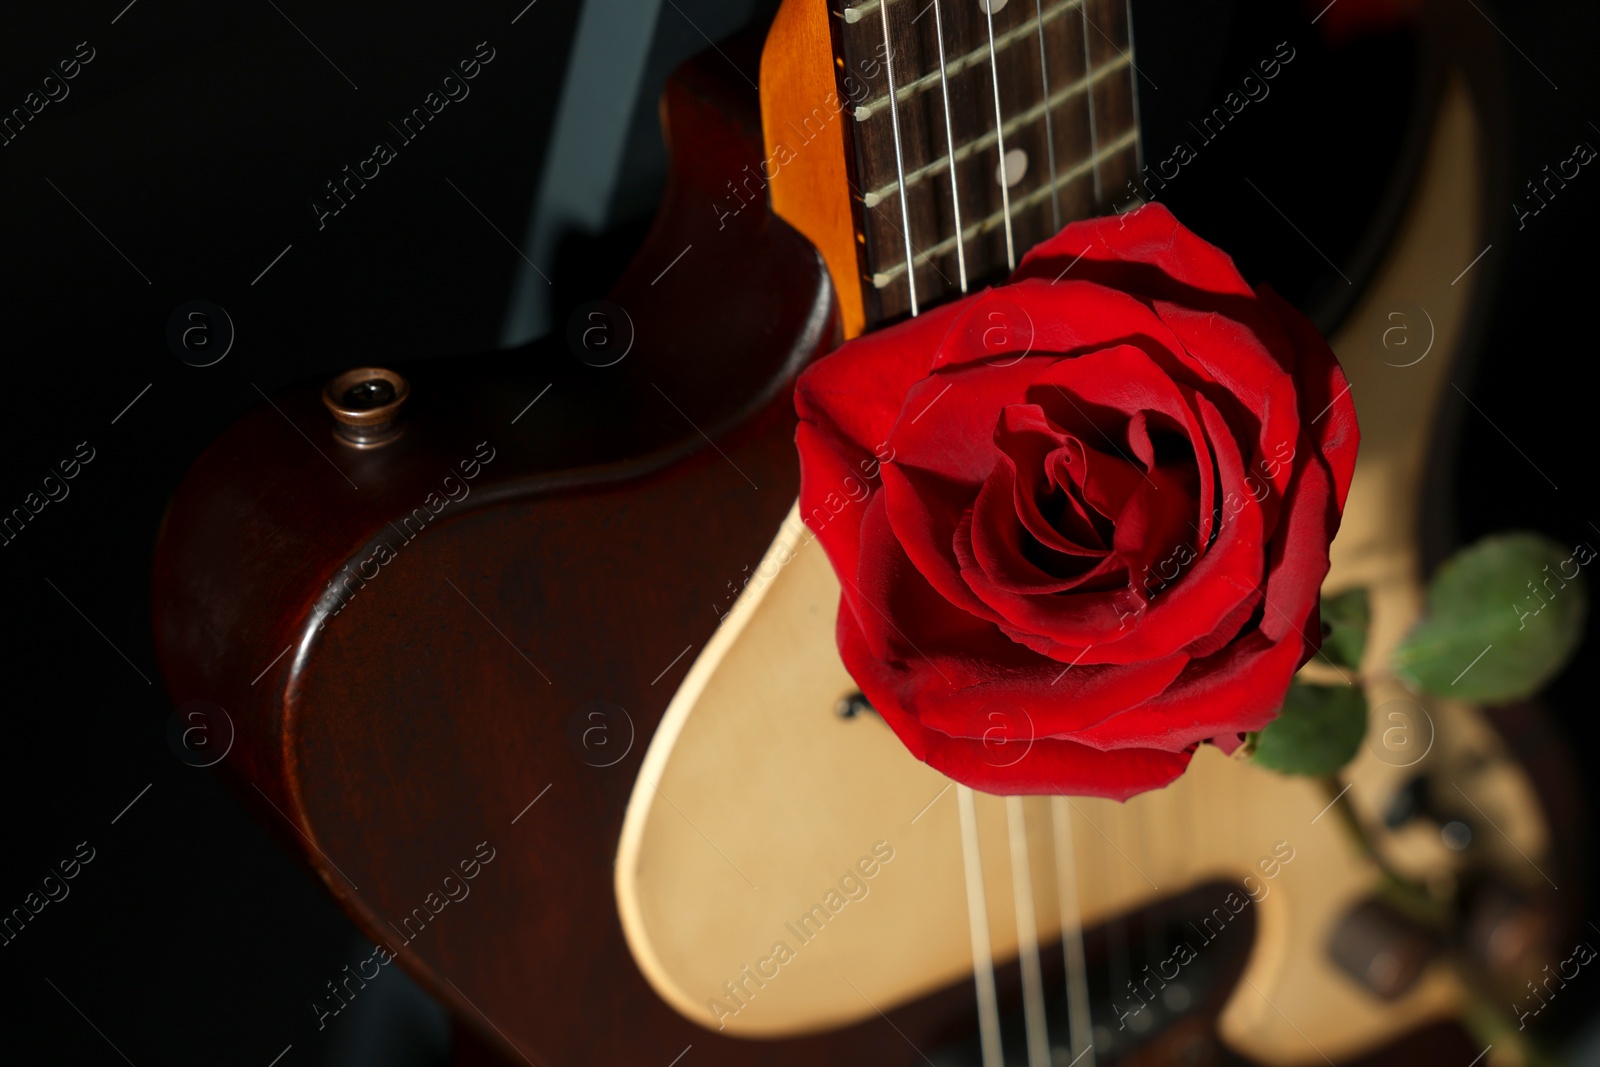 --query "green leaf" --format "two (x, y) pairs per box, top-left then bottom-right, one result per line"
(1393, 532), (1588, 703)
(1321, 587), (1370, 670)
(1251, 680), (1367, 776)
